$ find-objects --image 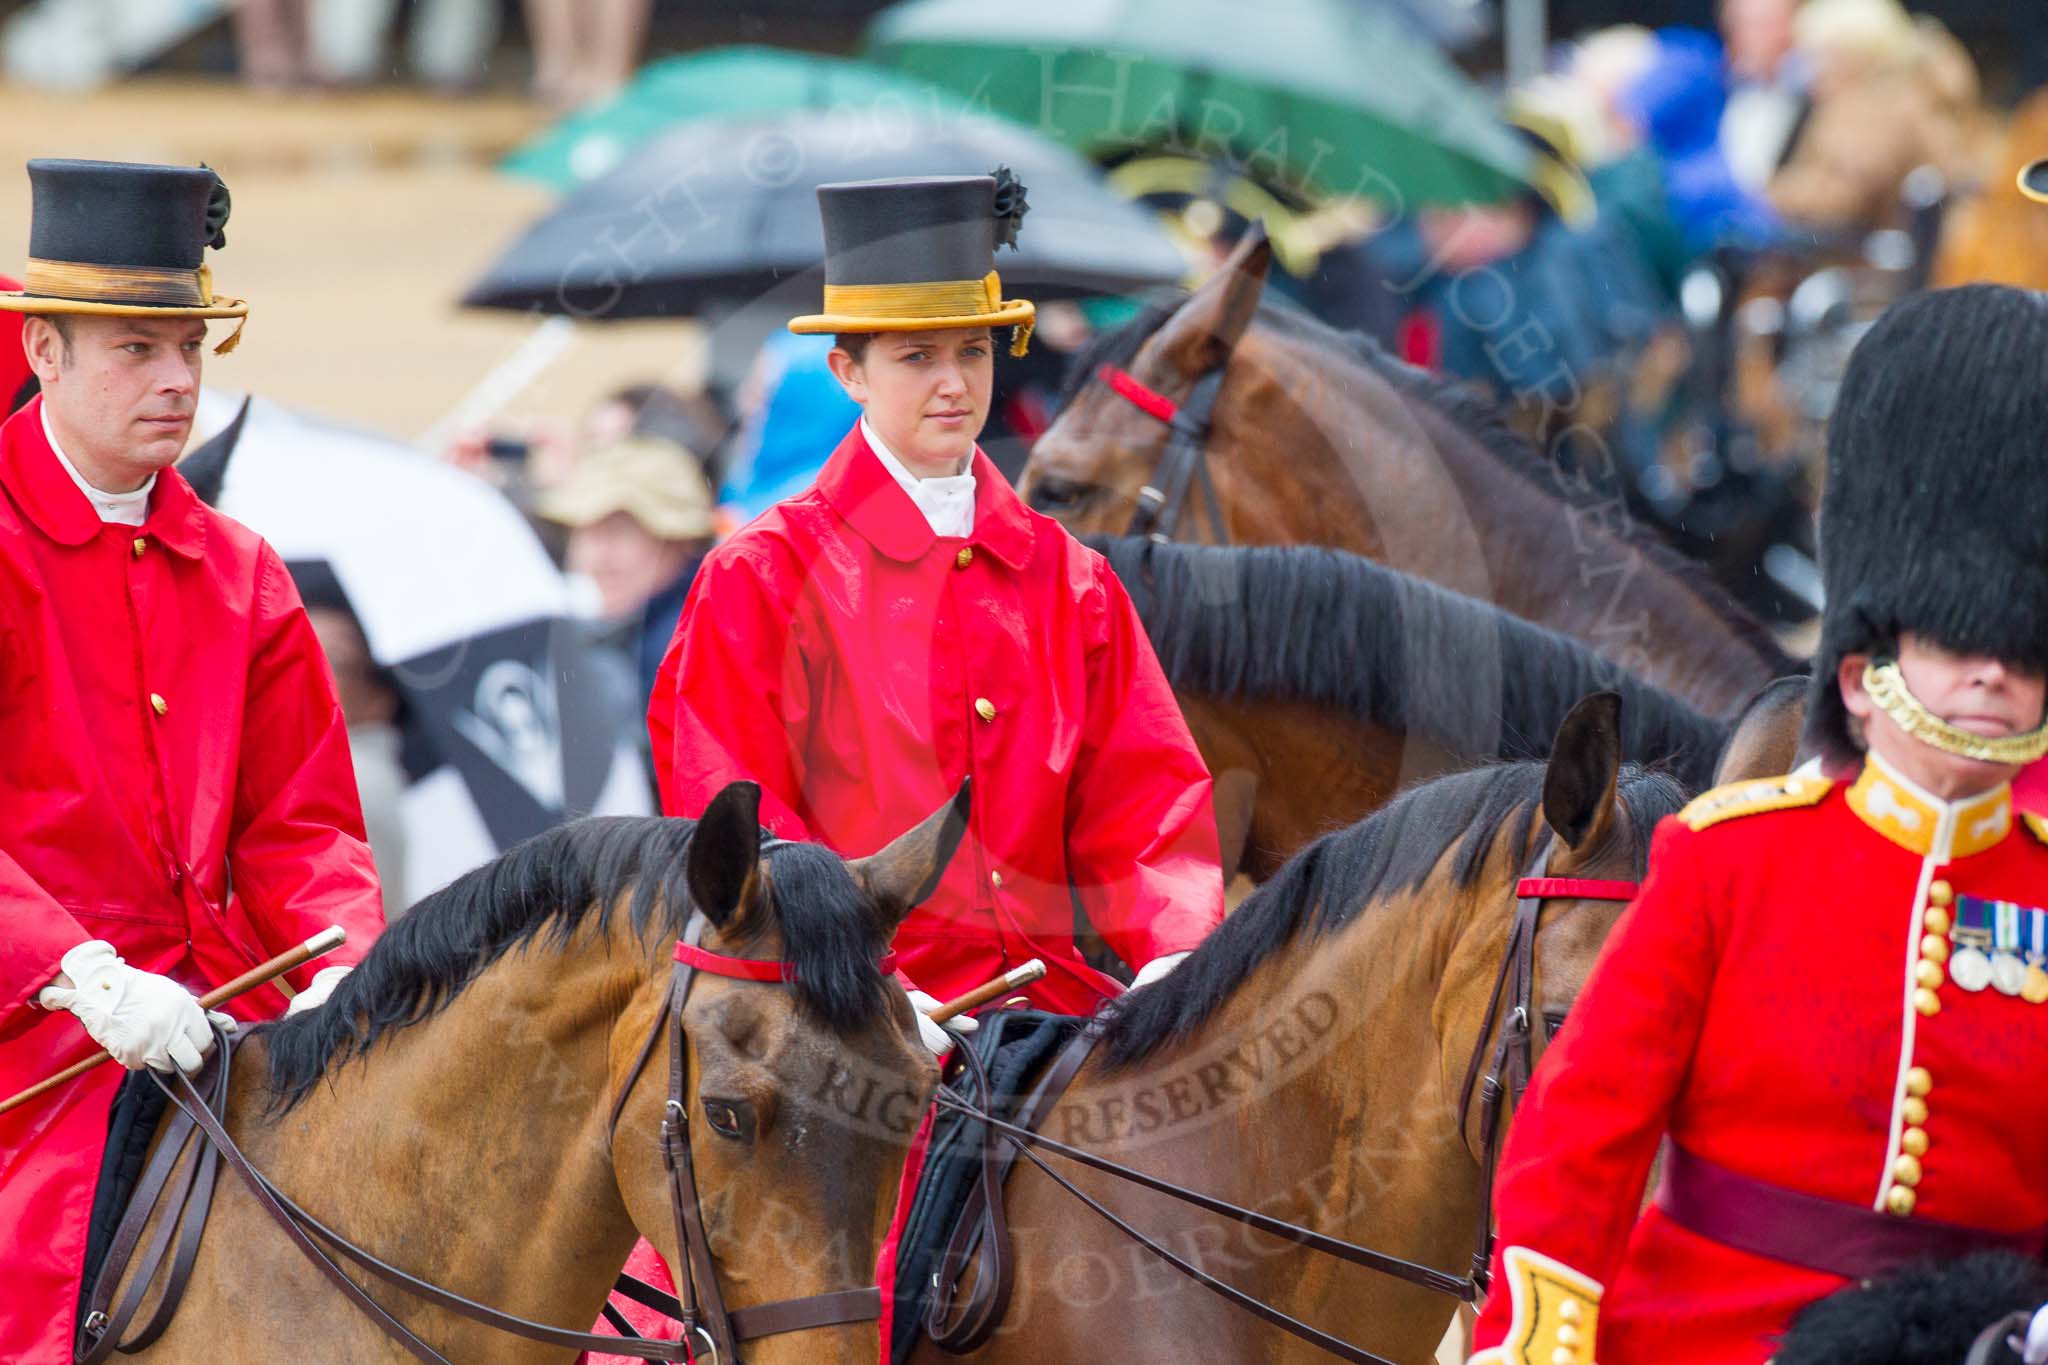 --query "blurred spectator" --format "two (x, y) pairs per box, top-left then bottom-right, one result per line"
(717, 332), (861, 526)
(536, 436), (715, 708)
(583, 381), (733, 491)
(236, 0), (501, 90)
(1619, 29), (1782, 254)
(298, 576), (410, 921)
(0, 275), (34, 415)
(234, 0), (308, 90)
(1718, 0), (1808, 194)
(1767, 0), (1986, 232)
(524, 0), (652, 110)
